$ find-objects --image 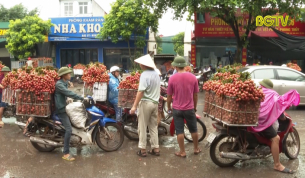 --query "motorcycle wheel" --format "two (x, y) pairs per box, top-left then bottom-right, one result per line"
(124, 123), (139, 141)
(31, 142), (56, 152)
(96, 123), (124, 152)
(210, 135), (239, 167)
(30, 124), (56, 152)
(16, 115), (26, 130)
(284, 127), (300, 159)
(184, 119), (206, 143)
